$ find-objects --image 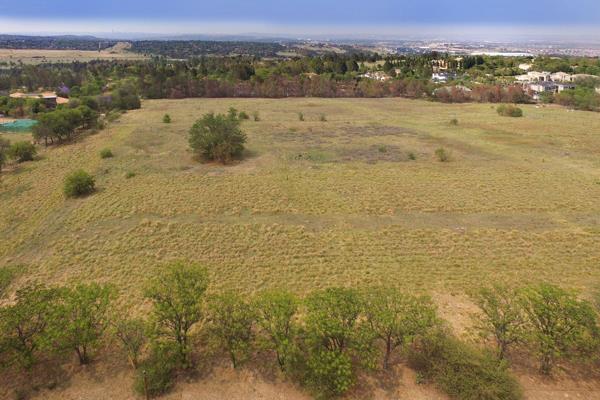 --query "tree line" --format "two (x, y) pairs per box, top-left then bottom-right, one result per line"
(1, 262), (599, 399)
